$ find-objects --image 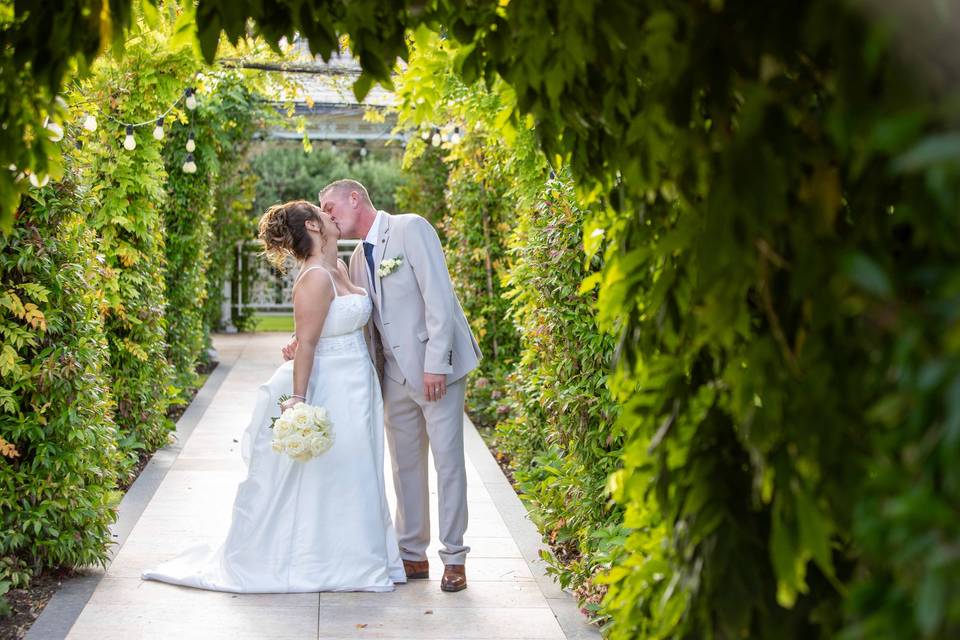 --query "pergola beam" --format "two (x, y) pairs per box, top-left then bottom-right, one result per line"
(218, 58), (365, 75)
